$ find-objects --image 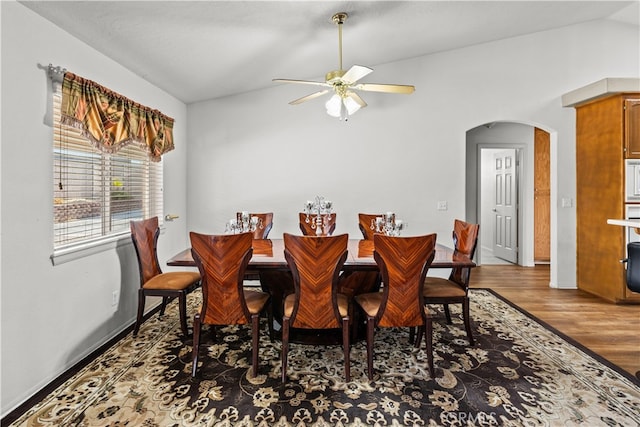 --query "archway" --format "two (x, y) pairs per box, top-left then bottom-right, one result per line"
(465, 121), (557, 284)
